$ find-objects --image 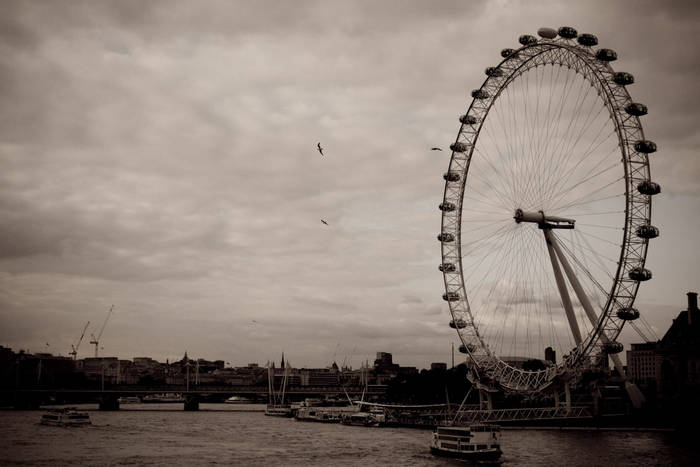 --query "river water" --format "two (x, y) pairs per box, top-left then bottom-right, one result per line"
(1, 404), (697, 466)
